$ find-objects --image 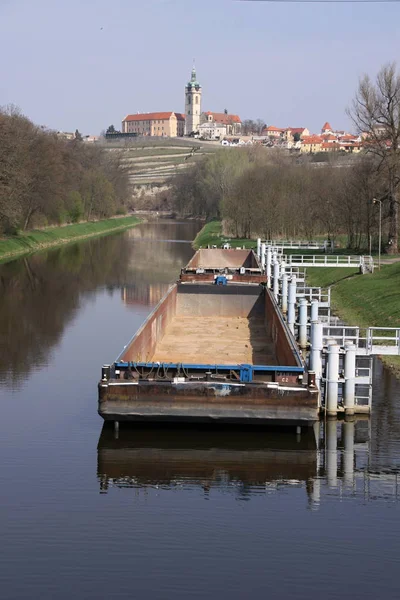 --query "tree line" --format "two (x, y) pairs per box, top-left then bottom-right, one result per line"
(170, 63), (400, 253)
(0, 107), (130, 234)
